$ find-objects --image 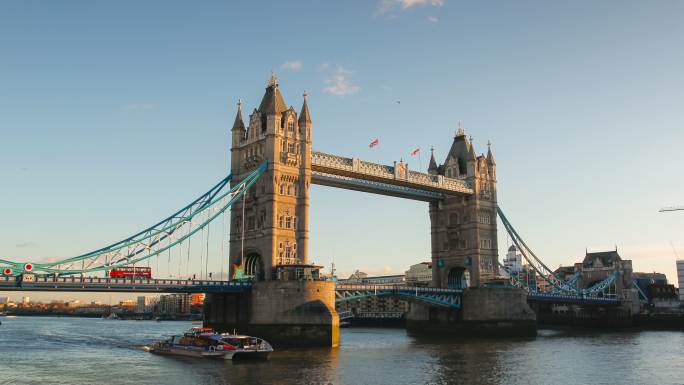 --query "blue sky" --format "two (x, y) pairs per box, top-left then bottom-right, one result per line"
(1, 0), (684, 301)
